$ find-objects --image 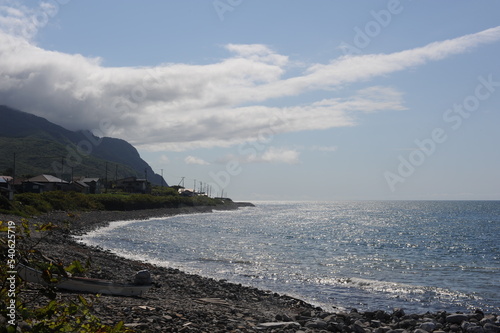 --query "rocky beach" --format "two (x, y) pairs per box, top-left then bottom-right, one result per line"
(1, 206), (499, 332)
